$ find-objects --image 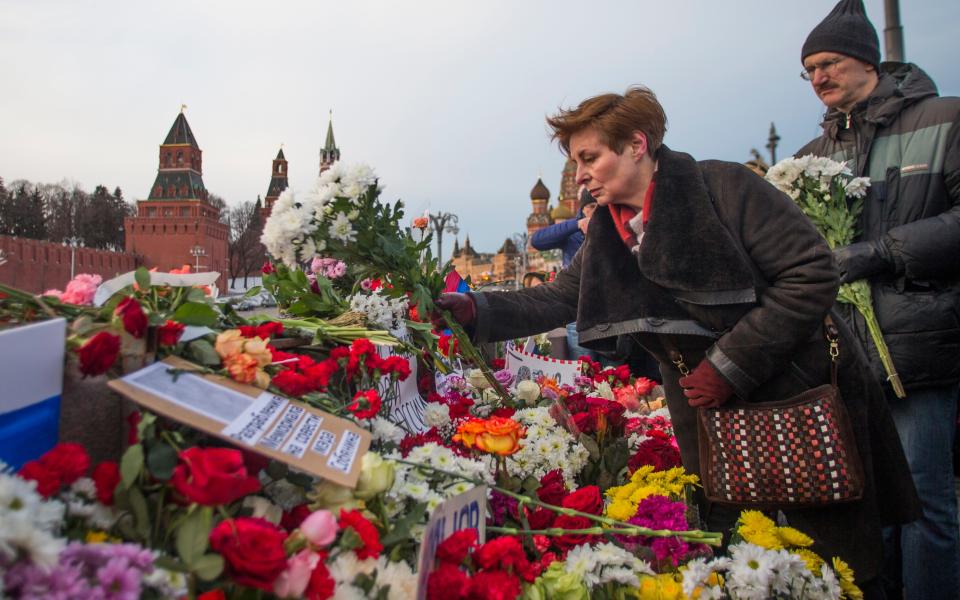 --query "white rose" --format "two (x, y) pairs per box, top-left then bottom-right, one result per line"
(515, 380), (541, 404)
(467, 369), (491, 390)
